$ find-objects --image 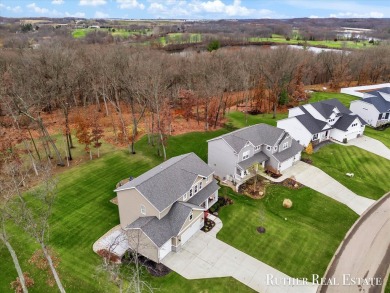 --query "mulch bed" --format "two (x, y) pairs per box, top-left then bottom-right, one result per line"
(301, 158), (313, 164)
(278, 177), (303, 189)
(201, 218), (215, 232)
(209, 196), (233, 214)
(238, 175), (270, 199)
(265, 170), (282, 179)
(123, 254), (171, 277)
